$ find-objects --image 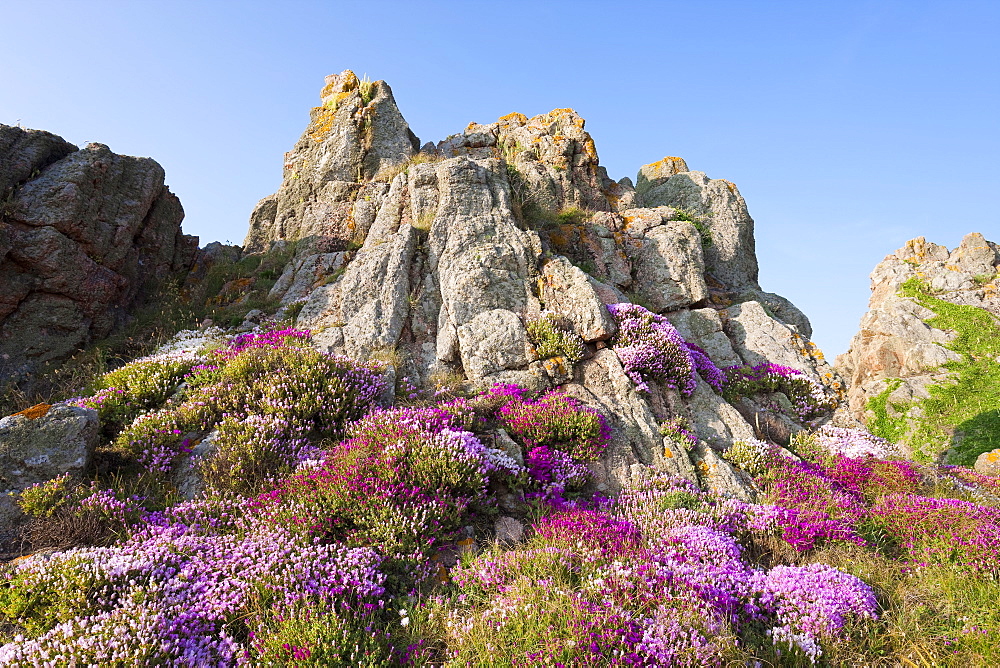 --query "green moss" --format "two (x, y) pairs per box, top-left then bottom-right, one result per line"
(888, 278), (1000, 464)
